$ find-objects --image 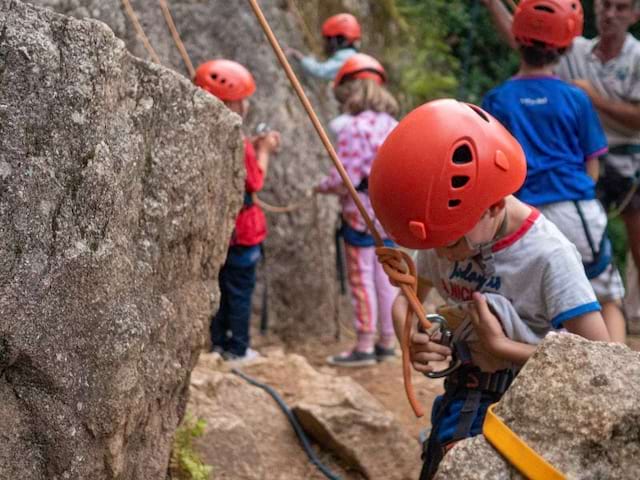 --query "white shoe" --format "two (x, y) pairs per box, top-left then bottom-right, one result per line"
(225, 348), (261, 363)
